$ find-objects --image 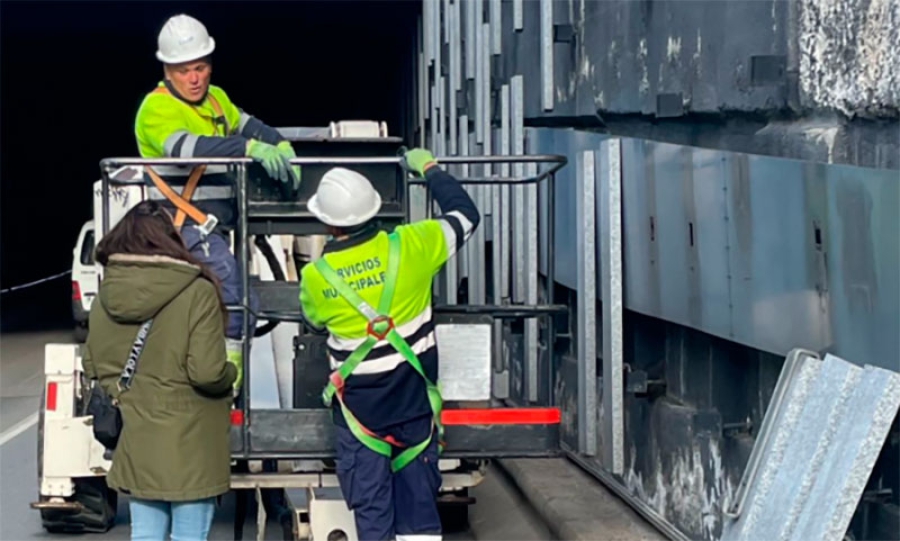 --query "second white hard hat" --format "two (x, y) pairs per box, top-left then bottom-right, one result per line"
(308, 167), (382, 227)
(156, 14), (216, 64)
